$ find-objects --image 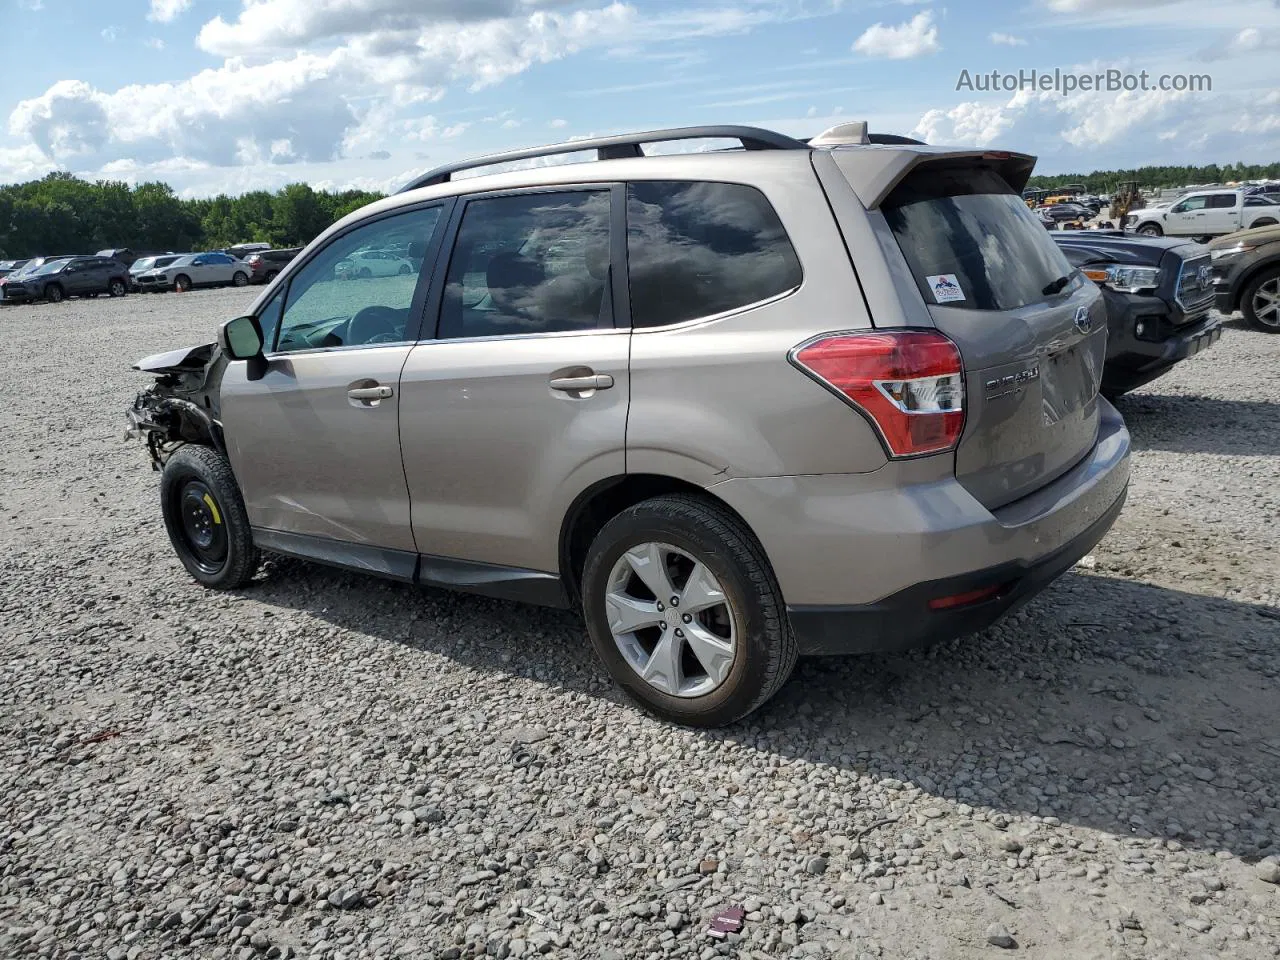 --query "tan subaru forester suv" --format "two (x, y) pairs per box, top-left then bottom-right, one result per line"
(128, 123), (1130, 726)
